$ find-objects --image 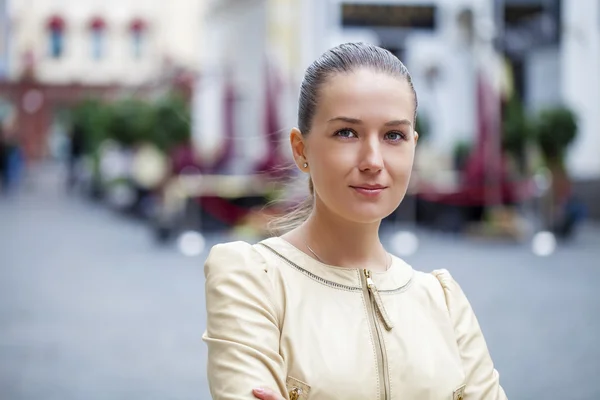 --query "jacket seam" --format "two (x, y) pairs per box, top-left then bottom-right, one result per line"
(257, 243), (413, 293)
(257, 243), (362, 292)
(250, 243), (284, 326)
(379, 276), (415, 294)
(431, 271), (469, 383)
